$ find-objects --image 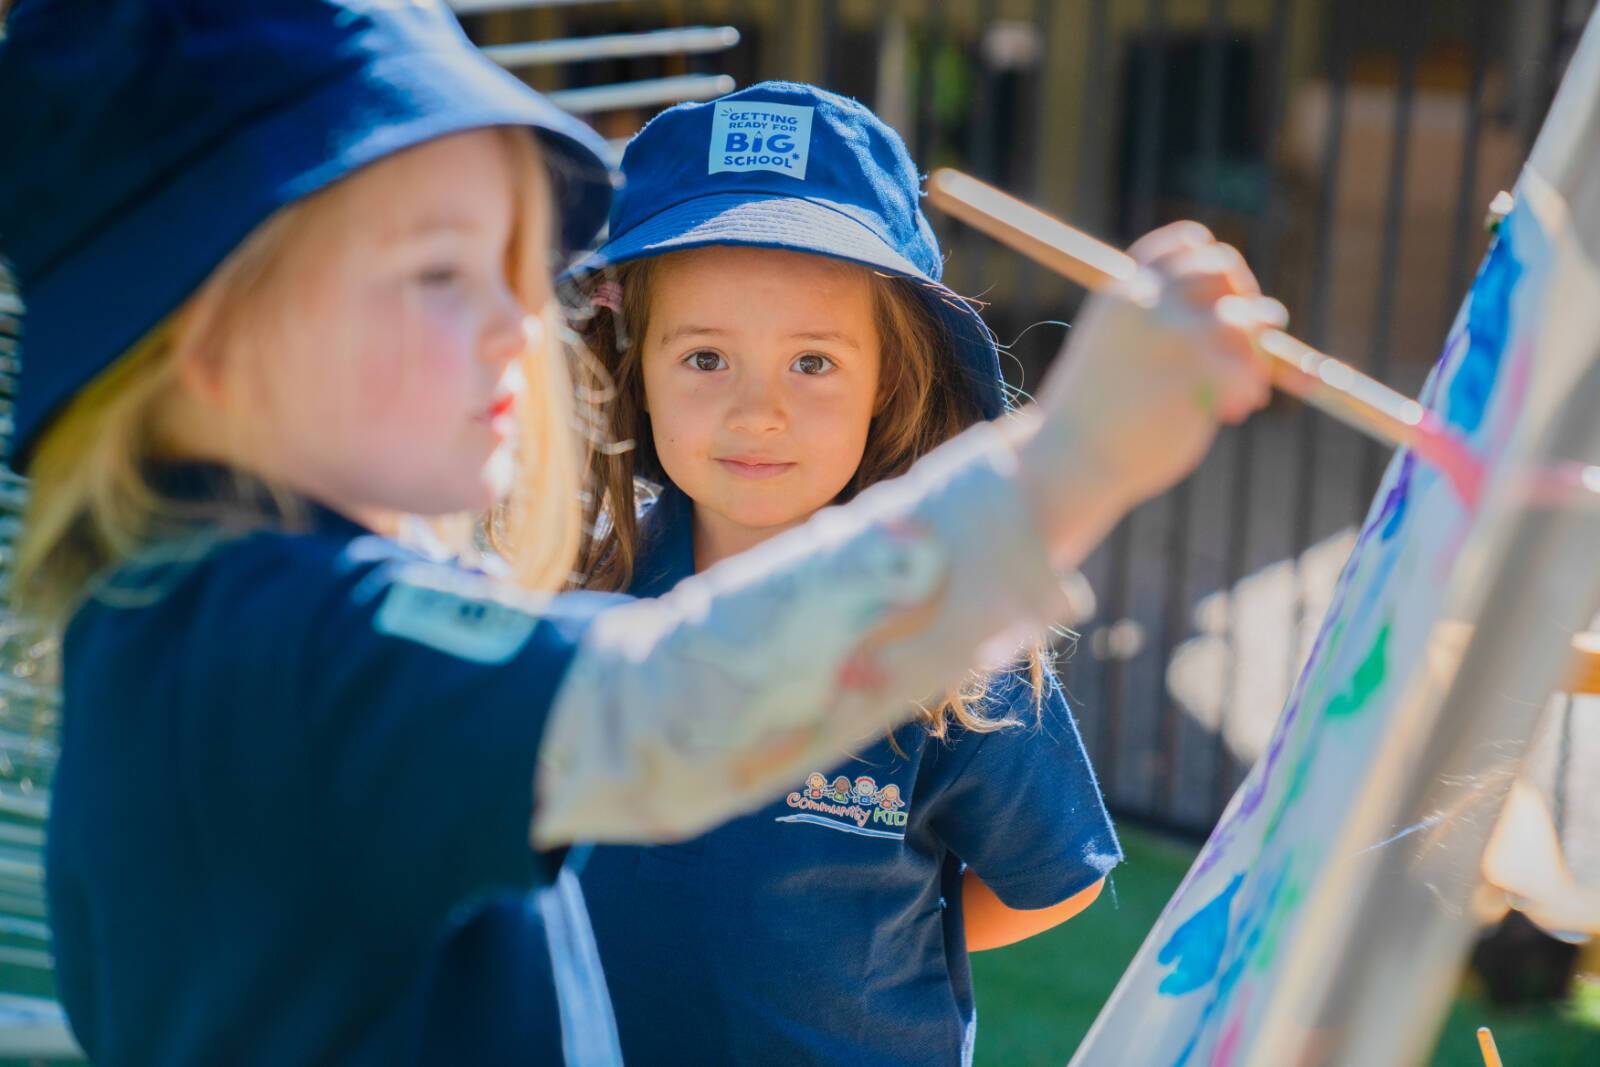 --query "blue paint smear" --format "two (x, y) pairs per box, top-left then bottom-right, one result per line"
(1158, 874), (1244, 997)
(1163, 866), (1288, 1067)
(1378, 452), (1415, 542)
(1446, 226), (1521, 433)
